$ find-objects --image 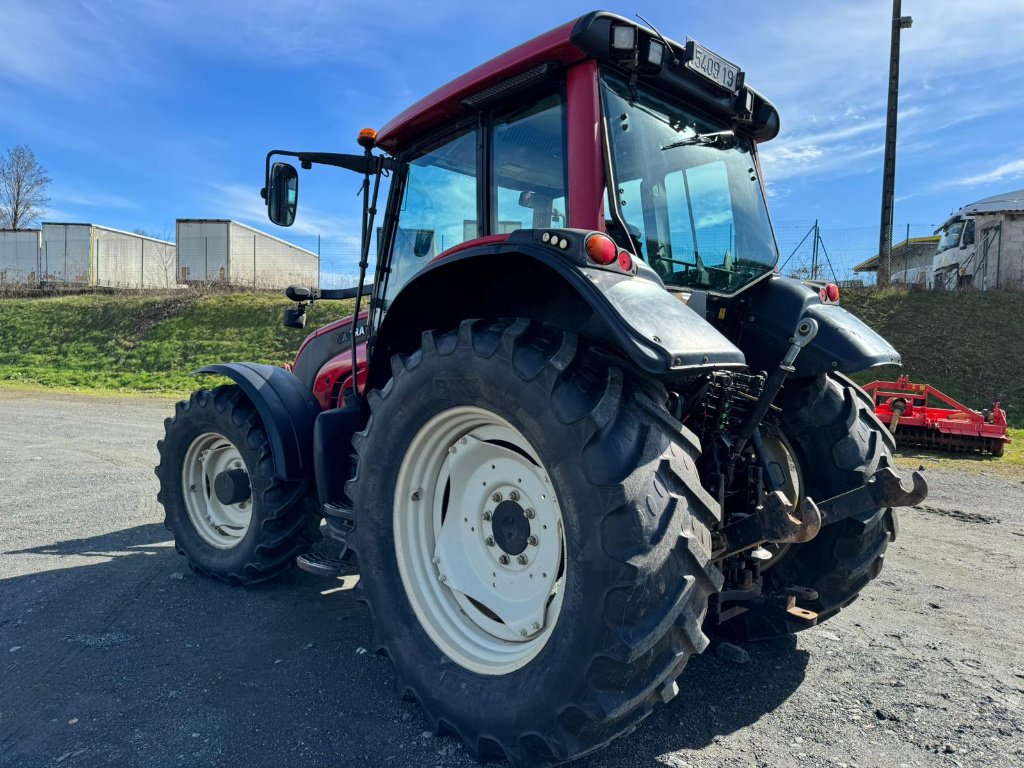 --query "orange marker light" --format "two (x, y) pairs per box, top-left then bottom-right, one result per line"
(585, 233), (618, 265)
(357, 128), (378, 149)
